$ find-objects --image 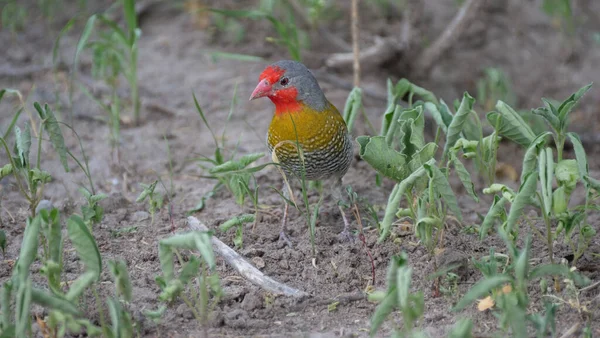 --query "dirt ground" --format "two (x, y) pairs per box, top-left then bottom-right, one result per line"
(1, 0), (600, 337)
